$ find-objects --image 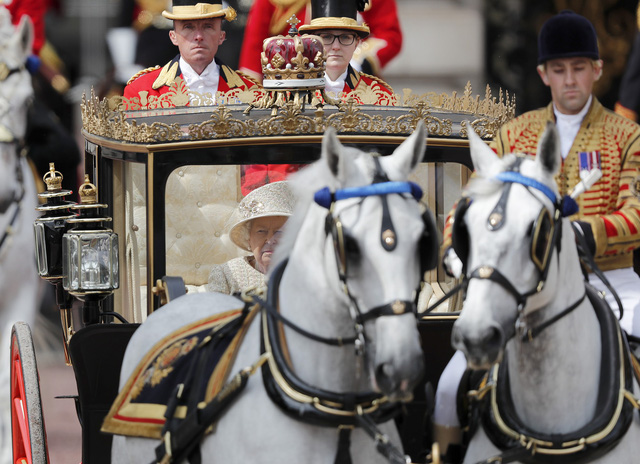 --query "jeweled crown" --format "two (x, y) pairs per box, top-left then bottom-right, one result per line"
(261, 15), (326, 90)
